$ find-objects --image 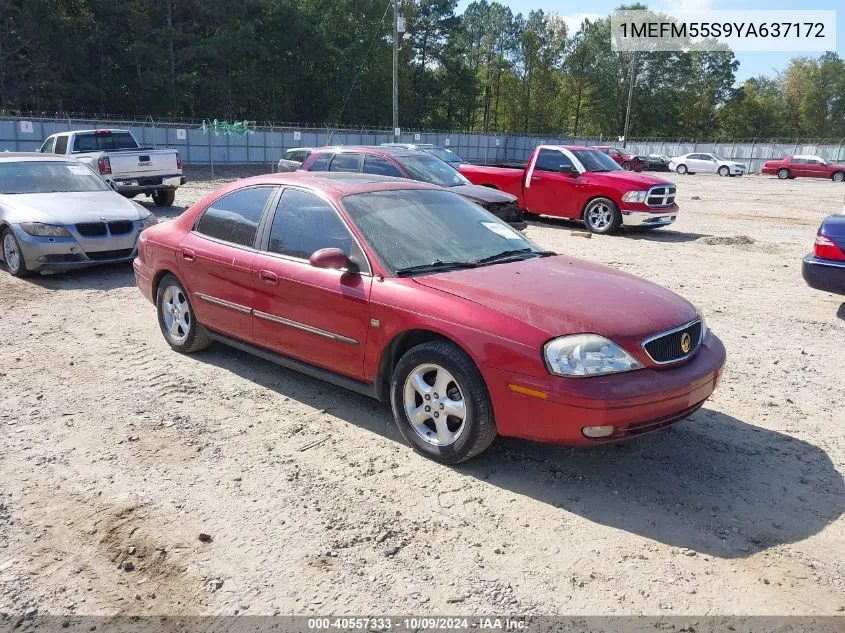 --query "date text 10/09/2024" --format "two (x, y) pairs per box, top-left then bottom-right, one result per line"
(307, 618), (527, 630)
